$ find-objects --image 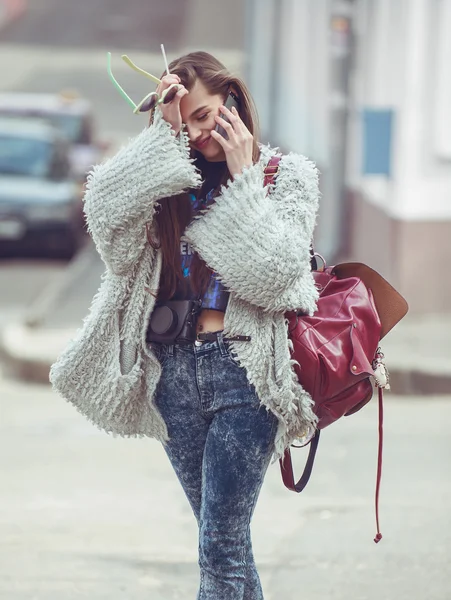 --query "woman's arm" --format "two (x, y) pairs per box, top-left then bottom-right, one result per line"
(83, 110), (202, 274)
(184, 152), (320, 314)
